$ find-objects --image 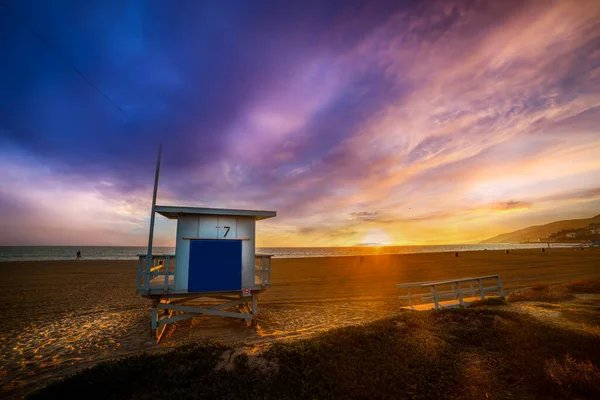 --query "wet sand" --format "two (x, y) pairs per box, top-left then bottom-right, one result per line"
(1, 248), (599, 398)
